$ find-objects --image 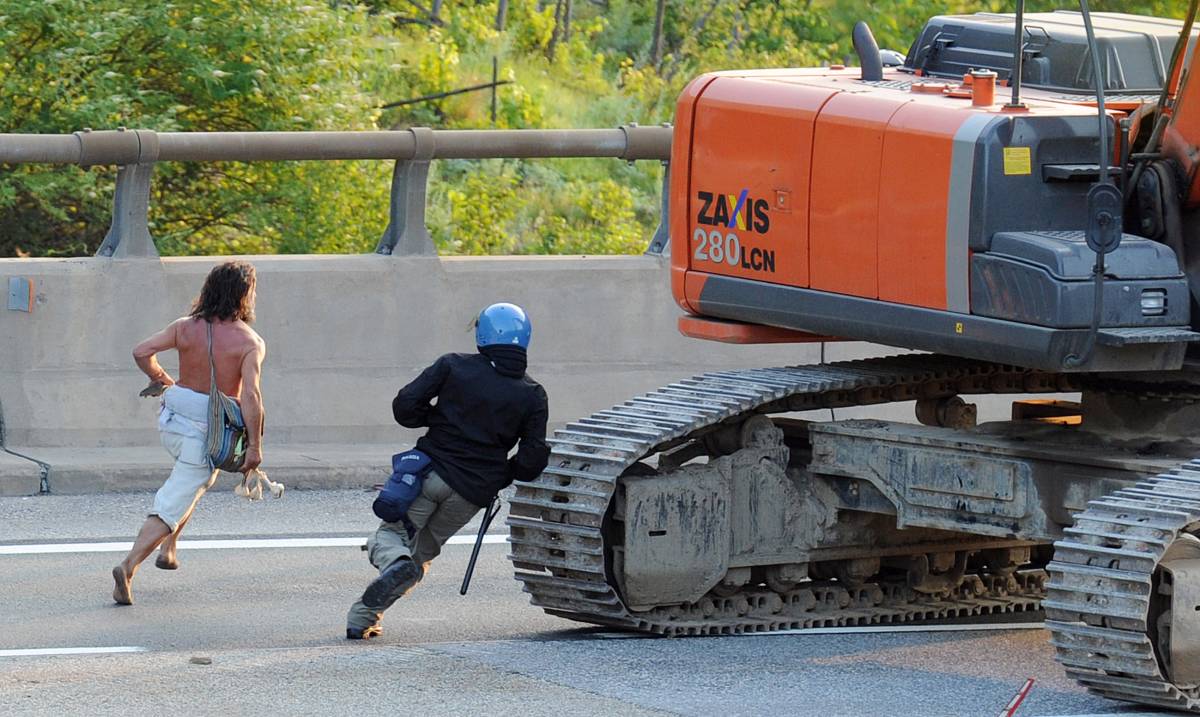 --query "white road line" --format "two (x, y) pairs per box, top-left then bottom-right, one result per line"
(0, 534), (506, 555)
(0, 647), (147, 658)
